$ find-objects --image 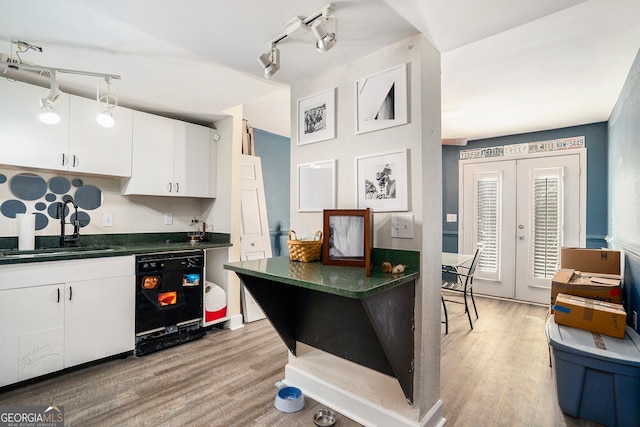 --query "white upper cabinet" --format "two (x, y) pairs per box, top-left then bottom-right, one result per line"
(123, 110), (213, 198)
(68, 95), (133, 177)
(0, 78), (133, 177)
(0, 78), (70, 171)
